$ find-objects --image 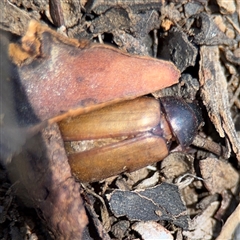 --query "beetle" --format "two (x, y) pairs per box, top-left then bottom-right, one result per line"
(59, 96), (200, 182)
